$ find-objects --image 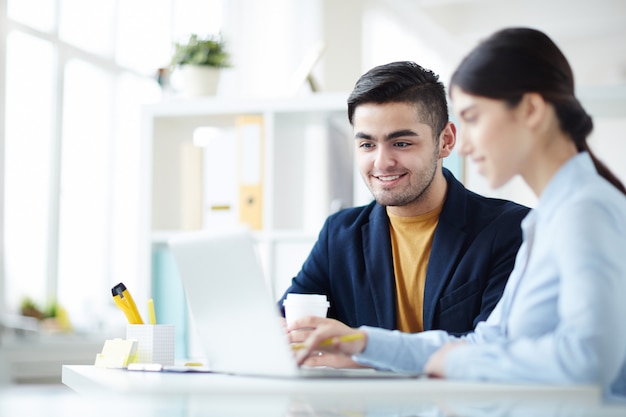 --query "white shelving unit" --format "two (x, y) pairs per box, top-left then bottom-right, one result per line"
(140, 92), (359, 303)
(1, 333), (102, 384)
